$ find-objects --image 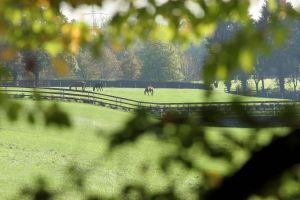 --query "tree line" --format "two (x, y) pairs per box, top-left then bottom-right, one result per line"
(211, 2), (300, 97)
(0, 39), (208, 84)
